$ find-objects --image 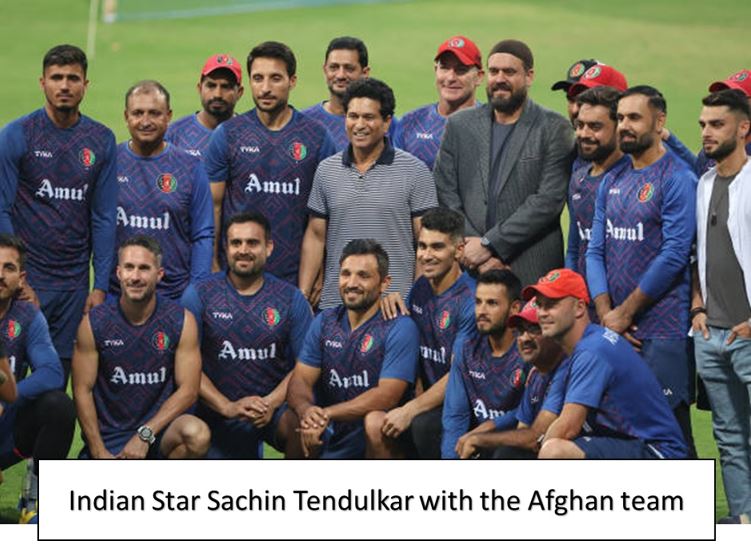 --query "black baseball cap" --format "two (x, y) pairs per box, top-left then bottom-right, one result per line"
(551, 59), (599, 92)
